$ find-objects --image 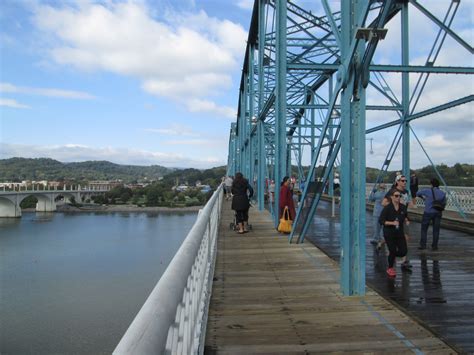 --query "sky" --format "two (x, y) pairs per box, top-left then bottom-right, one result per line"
(0, 0), (473, 170)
